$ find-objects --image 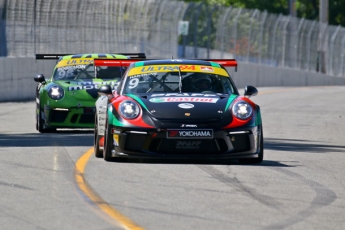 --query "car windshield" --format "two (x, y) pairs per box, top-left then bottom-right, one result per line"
(53, 63), (95, 80)
(122, 71), (236, 94)
(53, 64), (126, 81)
